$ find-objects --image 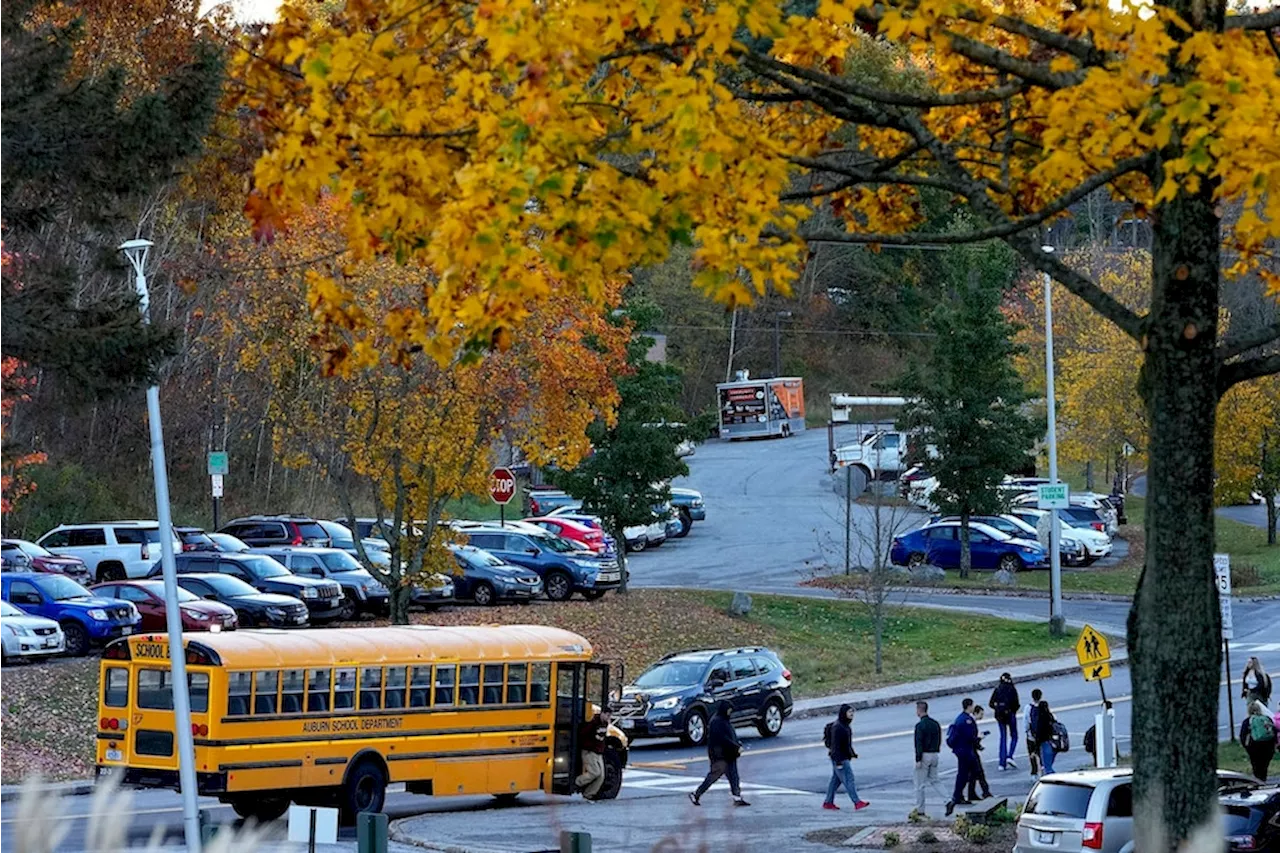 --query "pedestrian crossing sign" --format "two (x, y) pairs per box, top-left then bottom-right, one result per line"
(1083, 662), (1112, 682)
(1075, 624), (1110, 666)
